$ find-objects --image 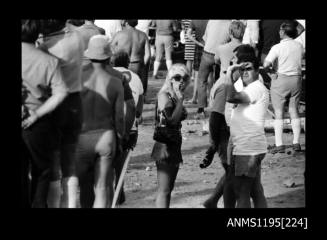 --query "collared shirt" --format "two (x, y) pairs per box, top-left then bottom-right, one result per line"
(265, 38), (304, 76)
(230, 80), (269, 155)
(22, 42), (67, 111)
(38, 28), (85, 93)
(203, 20), (231, 54)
